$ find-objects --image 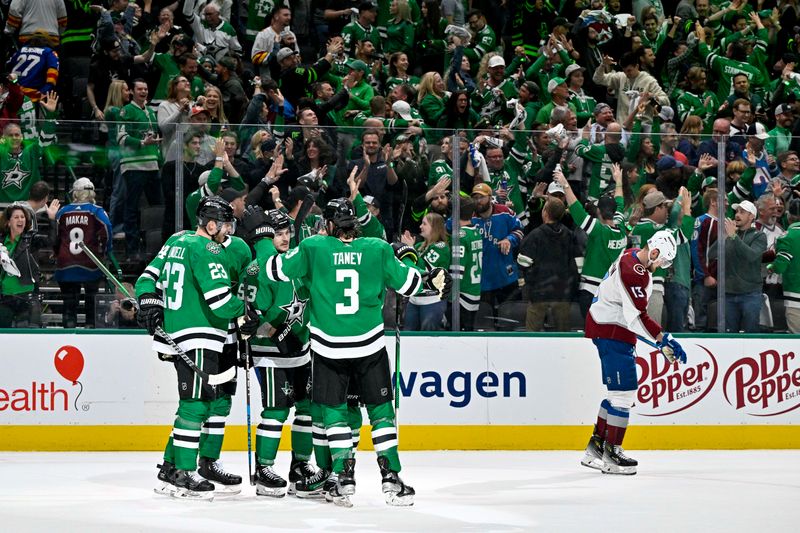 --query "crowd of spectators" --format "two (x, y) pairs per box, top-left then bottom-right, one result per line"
(1, 0), (800, 334)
